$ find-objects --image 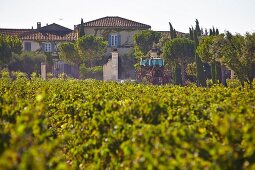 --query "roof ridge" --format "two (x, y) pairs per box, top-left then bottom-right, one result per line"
(83, 16), (151, 28)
